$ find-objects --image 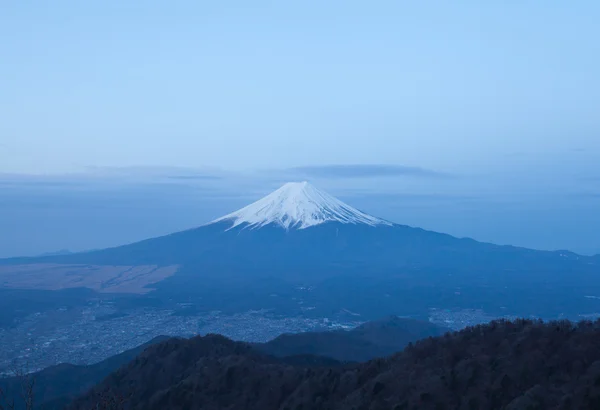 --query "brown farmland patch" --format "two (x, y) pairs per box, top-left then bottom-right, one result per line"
(0, 264), (179, 294)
